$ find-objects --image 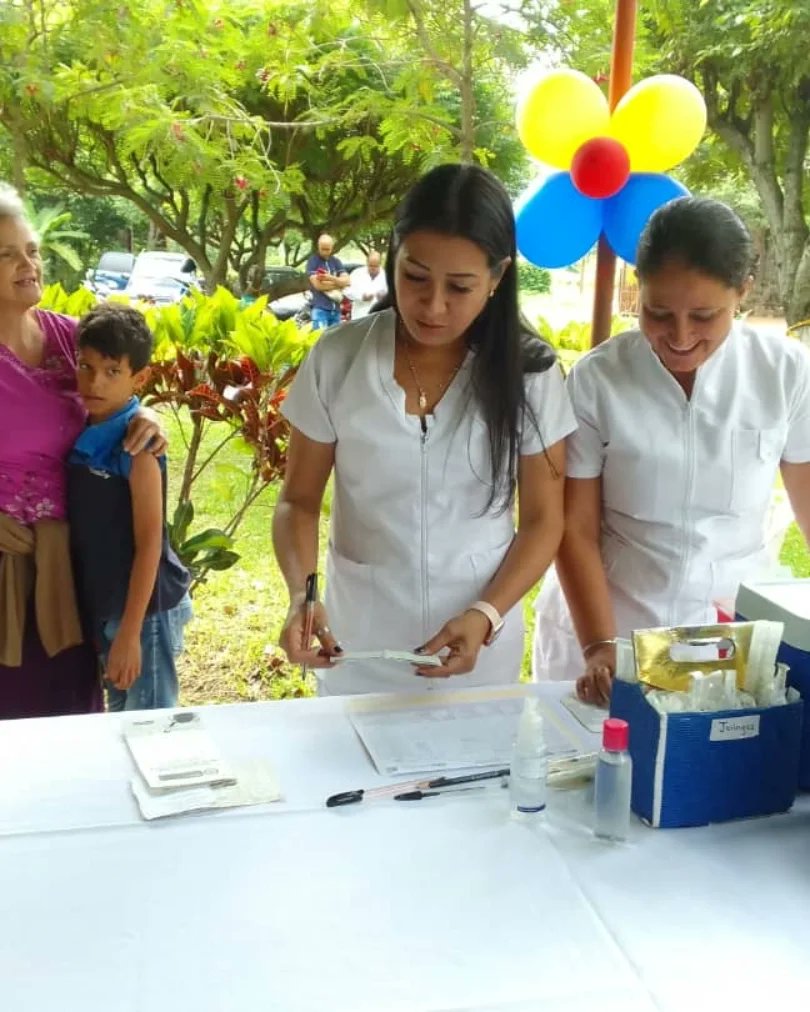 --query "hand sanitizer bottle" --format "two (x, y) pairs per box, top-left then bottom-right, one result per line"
(510, 698), (548, 820)
(594, 717), (632, 842)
